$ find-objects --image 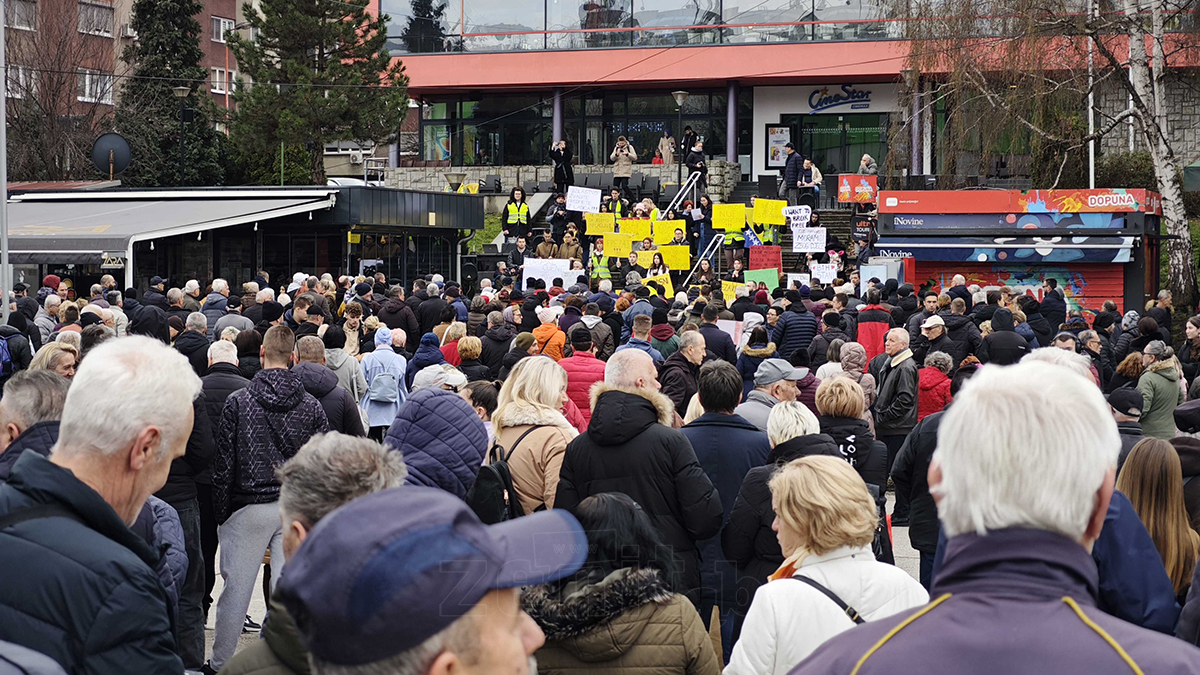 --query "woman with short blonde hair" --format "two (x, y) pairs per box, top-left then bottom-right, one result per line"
(724, 456), (928, 675)
(30, 342), (79, 379)
(766, 401), (821, 447)
(815, 377), (865, 420)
